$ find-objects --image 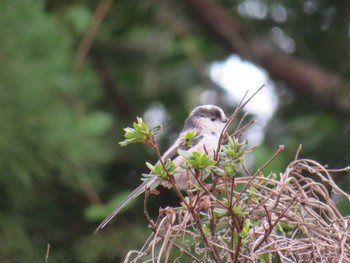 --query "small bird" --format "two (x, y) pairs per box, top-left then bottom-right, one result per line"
(95, 105), (228, 232)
